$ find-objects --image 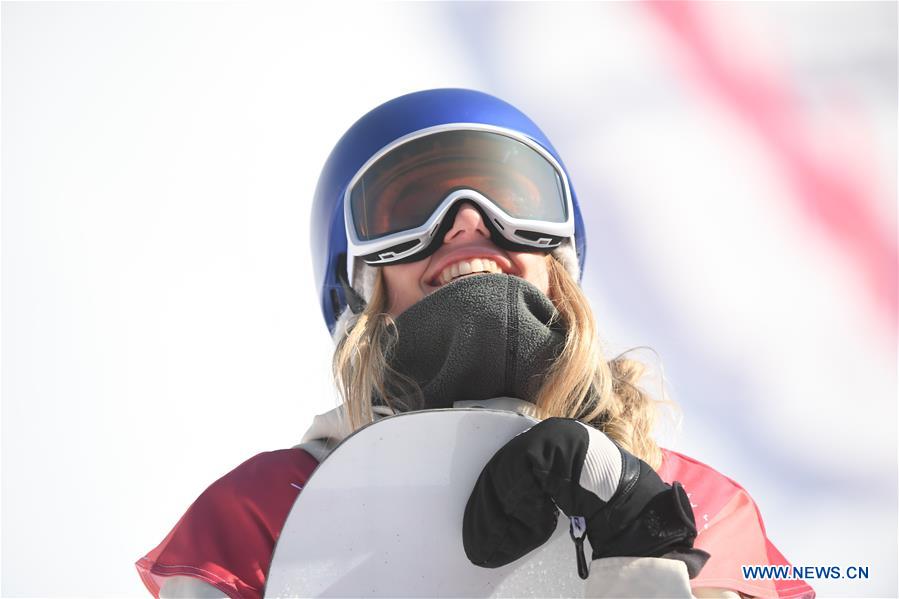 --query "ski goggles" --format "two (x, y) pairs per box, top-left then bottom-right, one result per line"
(344, 125), (575, 266)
